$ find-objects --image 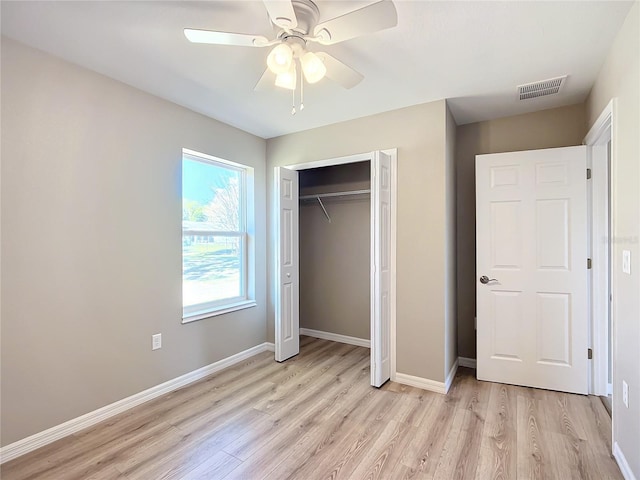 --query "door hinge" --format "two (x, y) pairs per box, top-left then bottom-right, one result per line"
(588, 348), (593, 360)
(587, 168), (592, 179)
(587, 258), (592, 269)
